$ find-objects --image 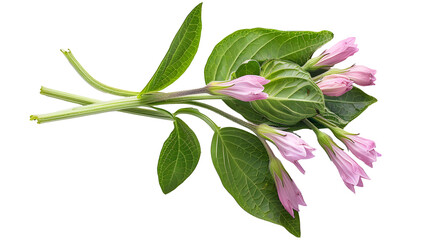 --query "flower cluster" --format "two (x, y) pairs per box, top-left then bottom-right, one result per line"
(307, 37), (377, 96)
(254, 121), (380, 216)
(315, 128), (380, 192)
(199, 43), (381, 217)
